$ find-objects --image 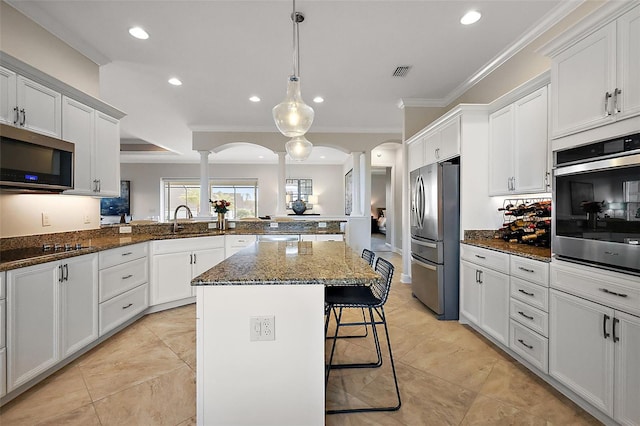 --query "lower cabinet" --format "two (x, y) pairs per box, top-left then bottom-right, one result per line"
(99, 284), (148, 336)
(150, 237), (225, 306)
(224, 235), (257, 258)
(301, 234), (344, 242)
(550, 261), (640, 425)
(6, 254), (98, 392)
